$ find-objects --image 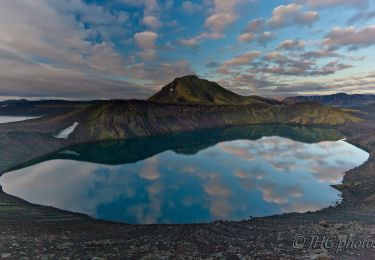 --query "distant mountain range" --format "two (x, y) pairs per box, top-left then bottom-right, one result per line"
(283, 93), (375, 108)
(0, 100), (100, 116)
(1, 77), (373, 118)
